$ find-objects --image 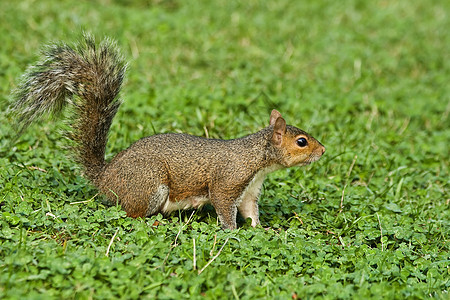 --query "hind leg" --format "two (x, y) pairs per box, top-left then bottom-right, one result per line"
(98, 158), (169, 218)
